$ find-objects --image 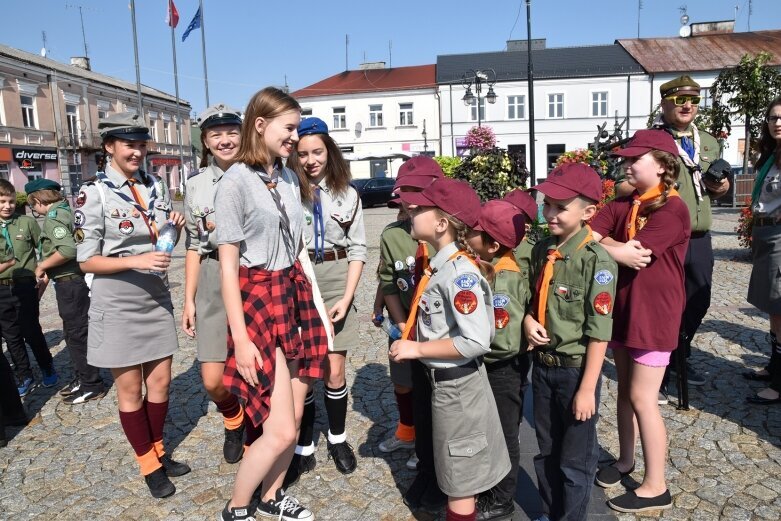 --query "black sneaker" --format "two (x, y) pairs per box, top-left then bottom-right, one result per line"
(670, 364), (706, 386)
(595, 462), (635, 488)
(476, 492), (515, 520)
(220, 501), (256, 521)
(256, 489), (314, 520)
(160, 454), (191, 477)
(607, 489), (672, 513)
(144, 467), (175, 498)
(59, 378), (81, 397)
(326, 440), (356, 474)
(283, 453), (316, 488)
(223, 424), (245, 464)
(63, 388), (106, 405)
